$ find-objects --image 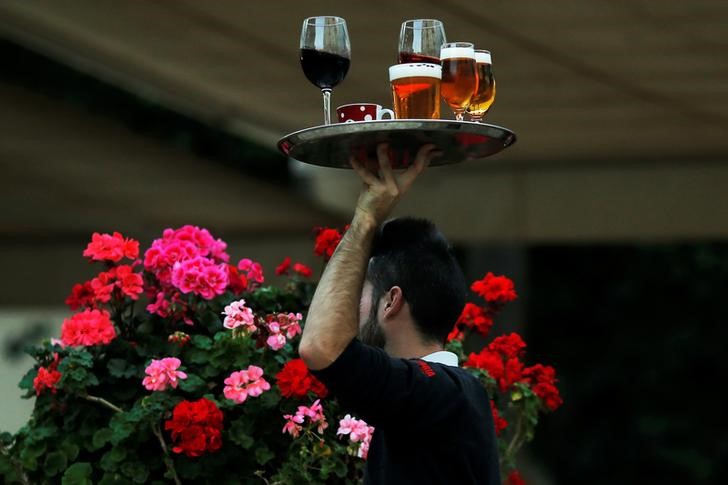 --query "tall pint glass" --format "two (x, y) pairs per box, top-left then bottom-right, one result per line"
(389, 63), (442, 119)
